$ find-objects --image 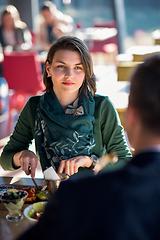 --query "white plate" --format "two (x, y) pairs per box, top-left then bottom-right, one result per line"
(23, 202), (47, 223)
